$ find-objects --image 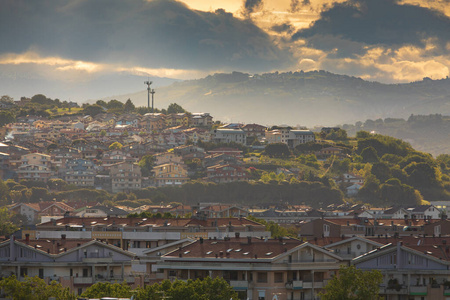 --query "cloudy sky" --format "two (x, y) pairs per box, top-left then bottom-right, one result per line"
(1, 0), (450, 99)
